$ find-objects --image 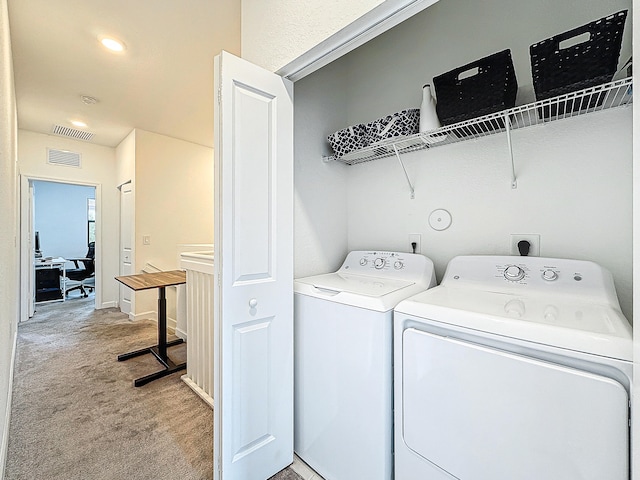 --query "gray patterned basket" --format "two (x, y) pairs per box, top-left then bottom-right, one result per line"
(327, 124), (368, 158)
(365, 109), (420, 145)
